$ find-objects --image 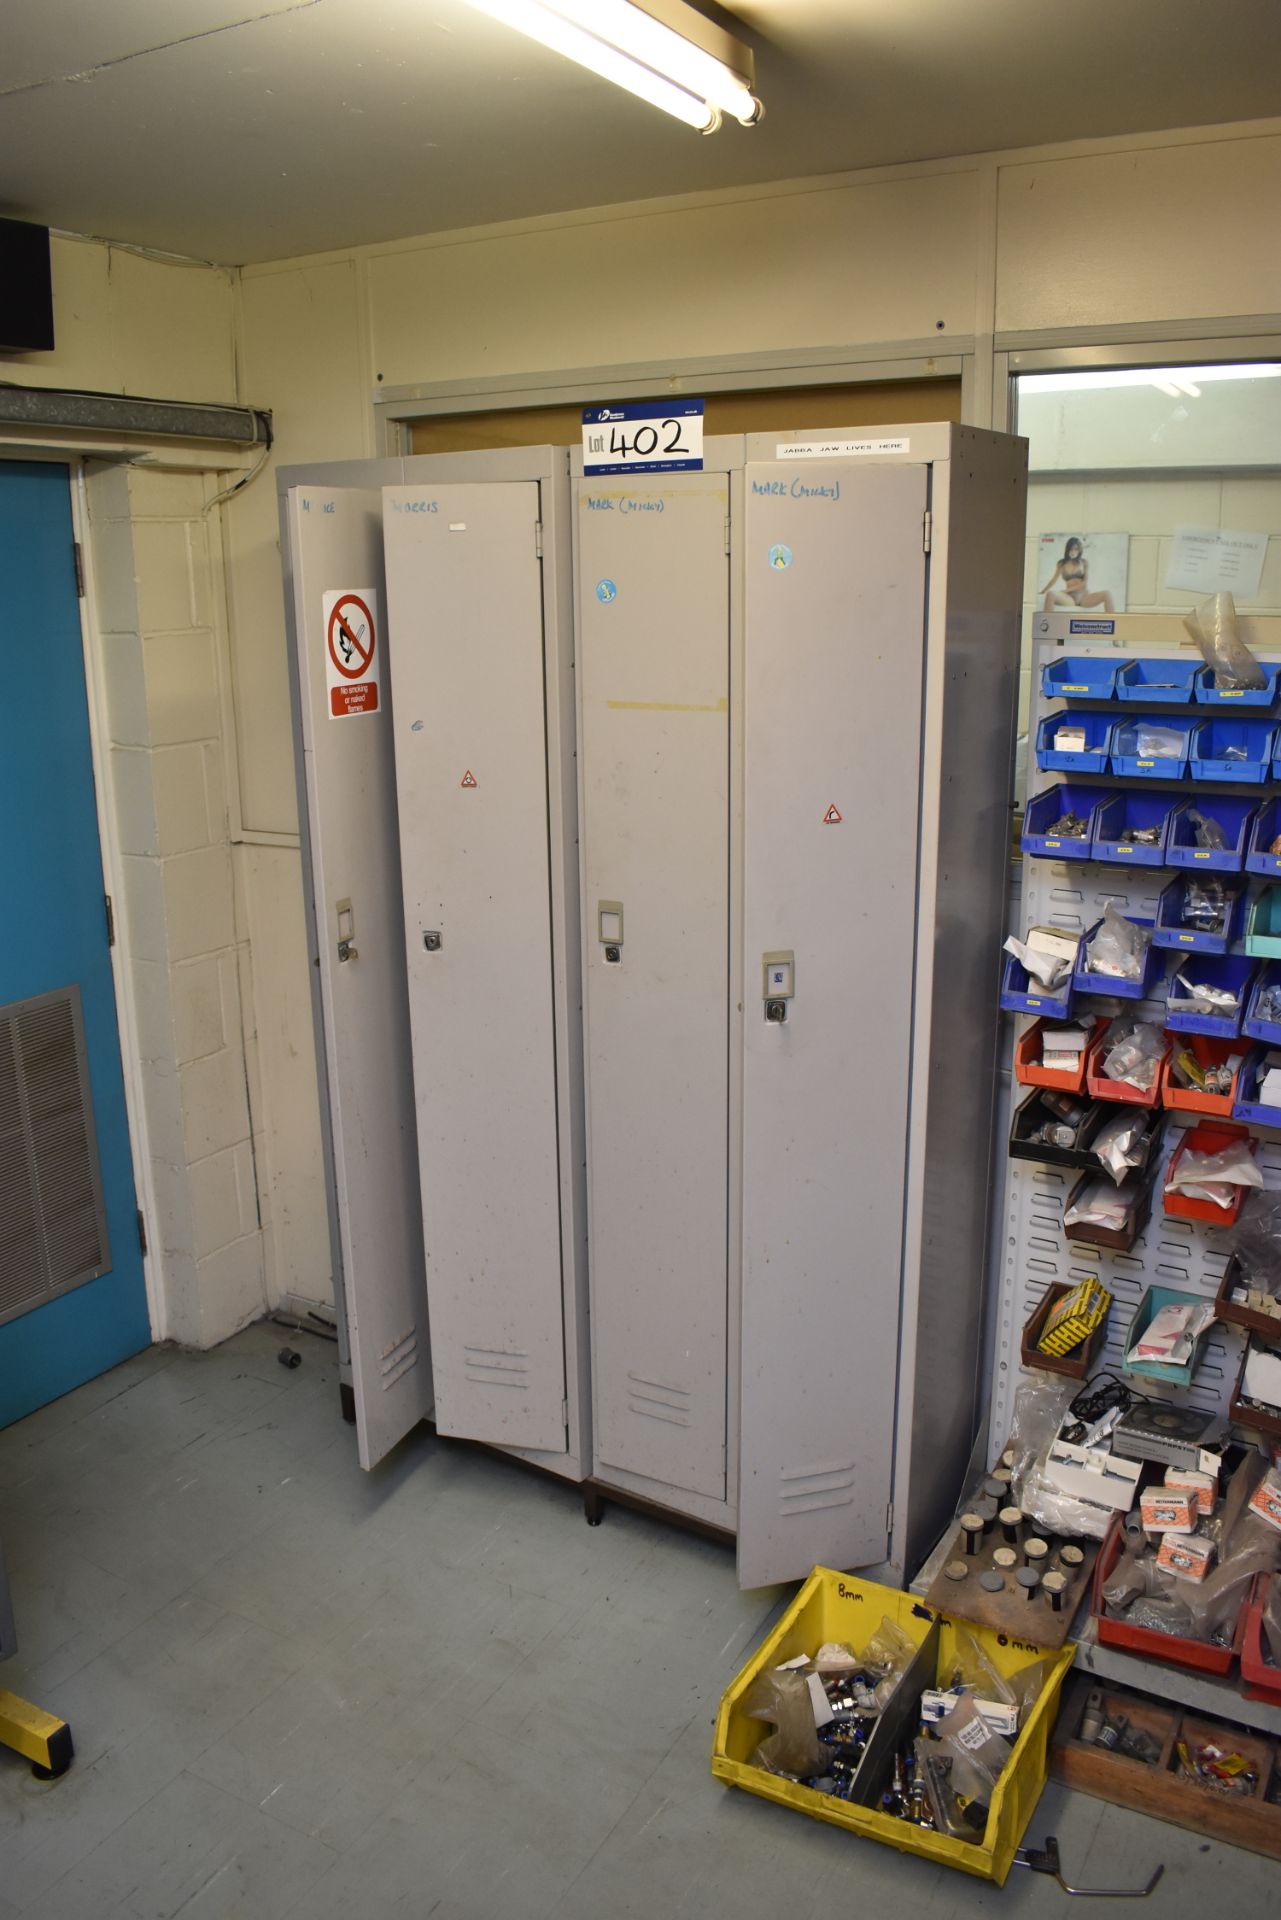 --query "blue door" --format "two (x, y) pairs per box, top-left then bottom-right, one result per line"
(0, 462), (151, 1425)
